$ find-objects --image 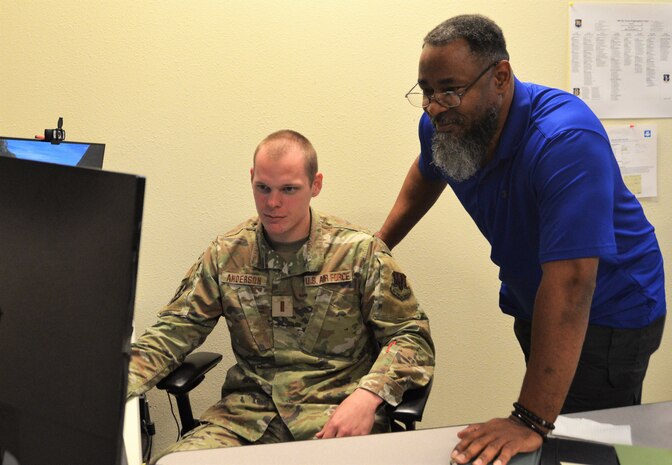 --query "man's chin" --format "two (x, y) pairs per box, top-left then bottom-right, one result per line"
(432, 151), (481, 183)
(263, 222), (284, 234)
